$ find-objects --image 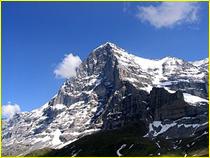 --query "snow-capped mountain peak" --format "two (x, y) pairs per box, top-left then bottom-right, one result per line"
(190, 58), (208, 73)
(93, 42), (126, 53)
(190, 58), (208, 67)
